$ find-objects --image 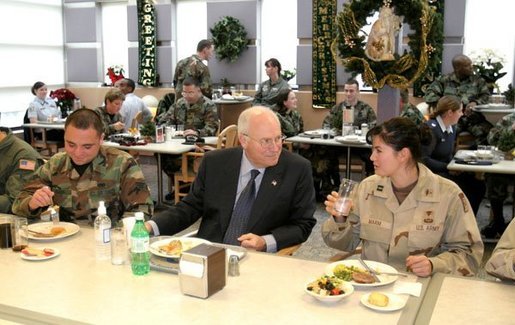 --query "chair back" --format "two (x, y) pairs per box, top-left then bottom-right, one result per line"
(131, 111), (143, 129)
(216, 124), (239, 149)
